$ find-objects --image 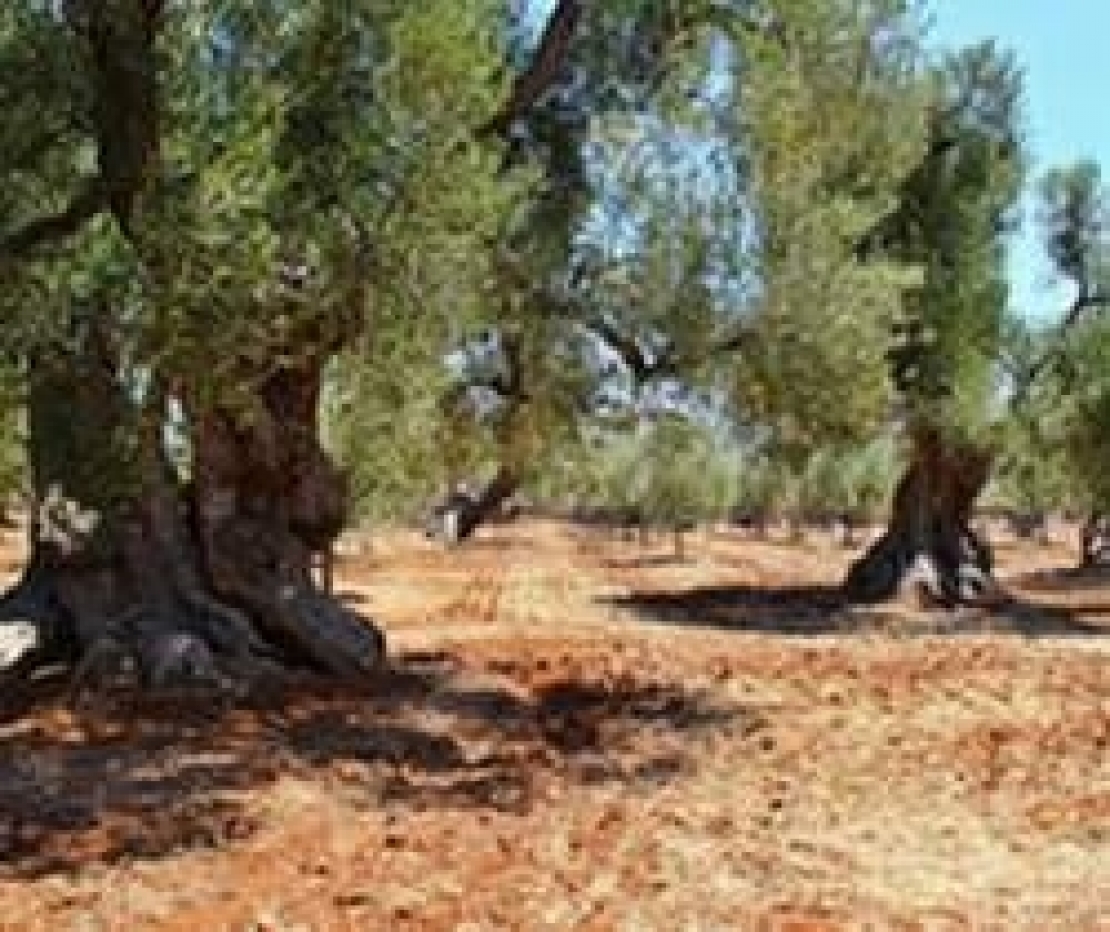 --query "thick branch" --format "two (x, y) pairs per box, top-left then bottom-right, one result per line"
(484, 0), (582, 135)
(2, 0), (163, 257)
(0, 183), (107, 260)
